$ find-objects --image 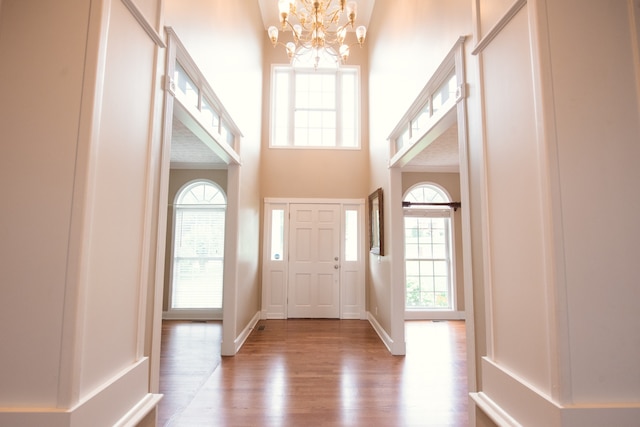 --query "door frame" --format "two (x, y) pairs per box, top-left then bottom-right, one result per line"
(261, 198), (366, 320)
